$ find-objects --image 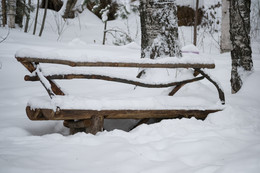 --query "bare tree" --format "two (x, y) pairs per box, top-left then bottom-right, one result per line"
(8, 0), (16, 28)
(24, 0), (32, 32)
(39, 0), (48, 37)
(140, 0), (181, 59)
(220, 0), (231, 53)
(1, 0), (7, 26)
(15, 0), (24, 27)
(193, 0), (199, 46)
(33, 0), (40, 35)
(230, 0), (253, 93)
